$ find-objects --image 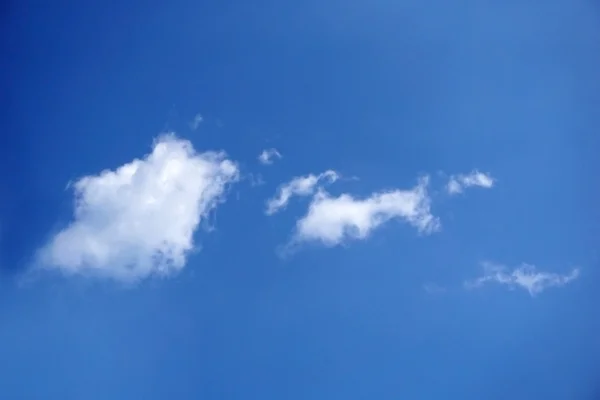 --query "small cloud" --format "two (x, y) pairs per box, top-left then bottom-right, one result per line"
(289, 176), (440, 248)
(38, 133), (239, 282)
(465, 261), (580, 296)
(189, 113), (203, 130)
(265, 170), (339, 215)
(247, 173), (265, 187)
(446, 170), (494, 195)
(423, 282), (446, 294)
(258, 148), (282, 165)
